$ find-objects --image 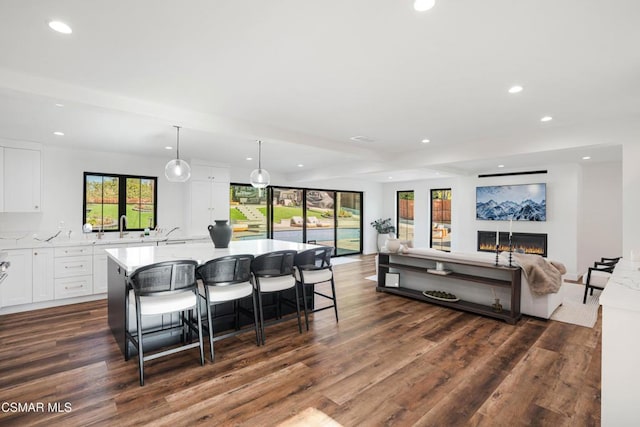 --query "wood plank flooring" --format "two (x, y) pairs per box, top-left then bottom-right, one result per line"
(0, 255), (601, 426)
